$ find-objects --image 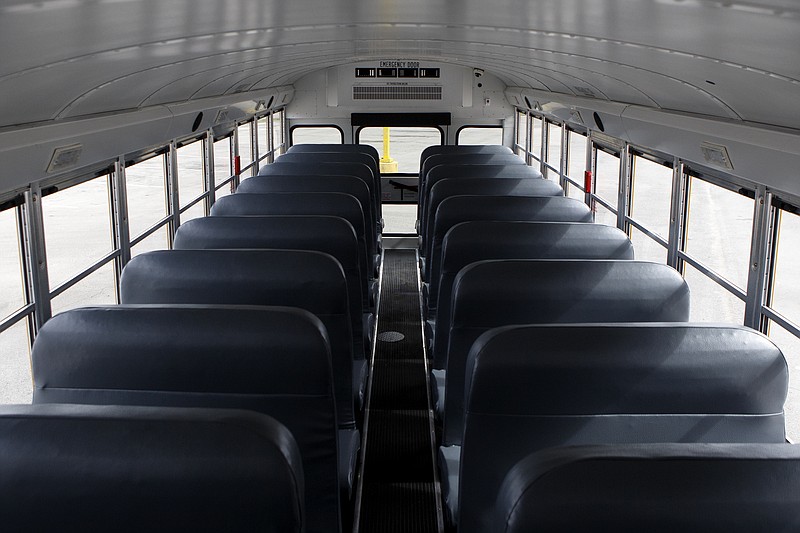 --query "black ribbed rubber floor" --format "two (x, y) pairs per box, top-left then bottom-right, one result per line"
(356, 249), (440, 532)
